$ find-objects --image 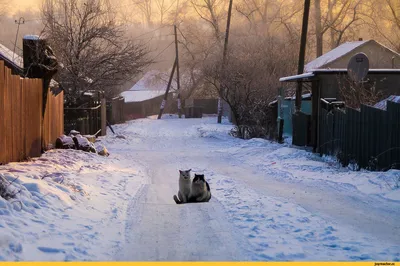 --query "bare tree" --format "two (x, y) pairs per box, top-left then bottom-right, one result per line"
(155, 0), (178, 25)
(203, 36), (298, 139)
(133, 0), (154, 27)
(364, 0), (400, 52)
(337, 74), (385, 109)
(176, 22), (221, 100)
(41, 0), (152, 106)
(0, 0), (10, 18)
(313, 0), (363, 57)
(190, 0), (227, 42)
(235, 0), (302, 38)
